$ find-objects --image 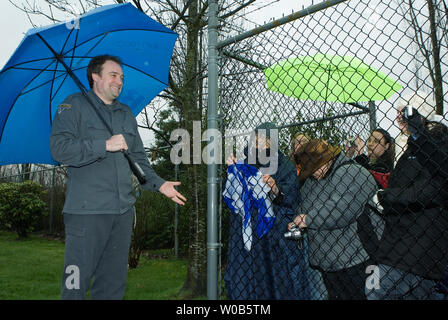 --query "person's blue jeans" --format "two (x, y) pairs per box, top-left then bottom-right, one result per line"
(366, 264), (446, 300)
